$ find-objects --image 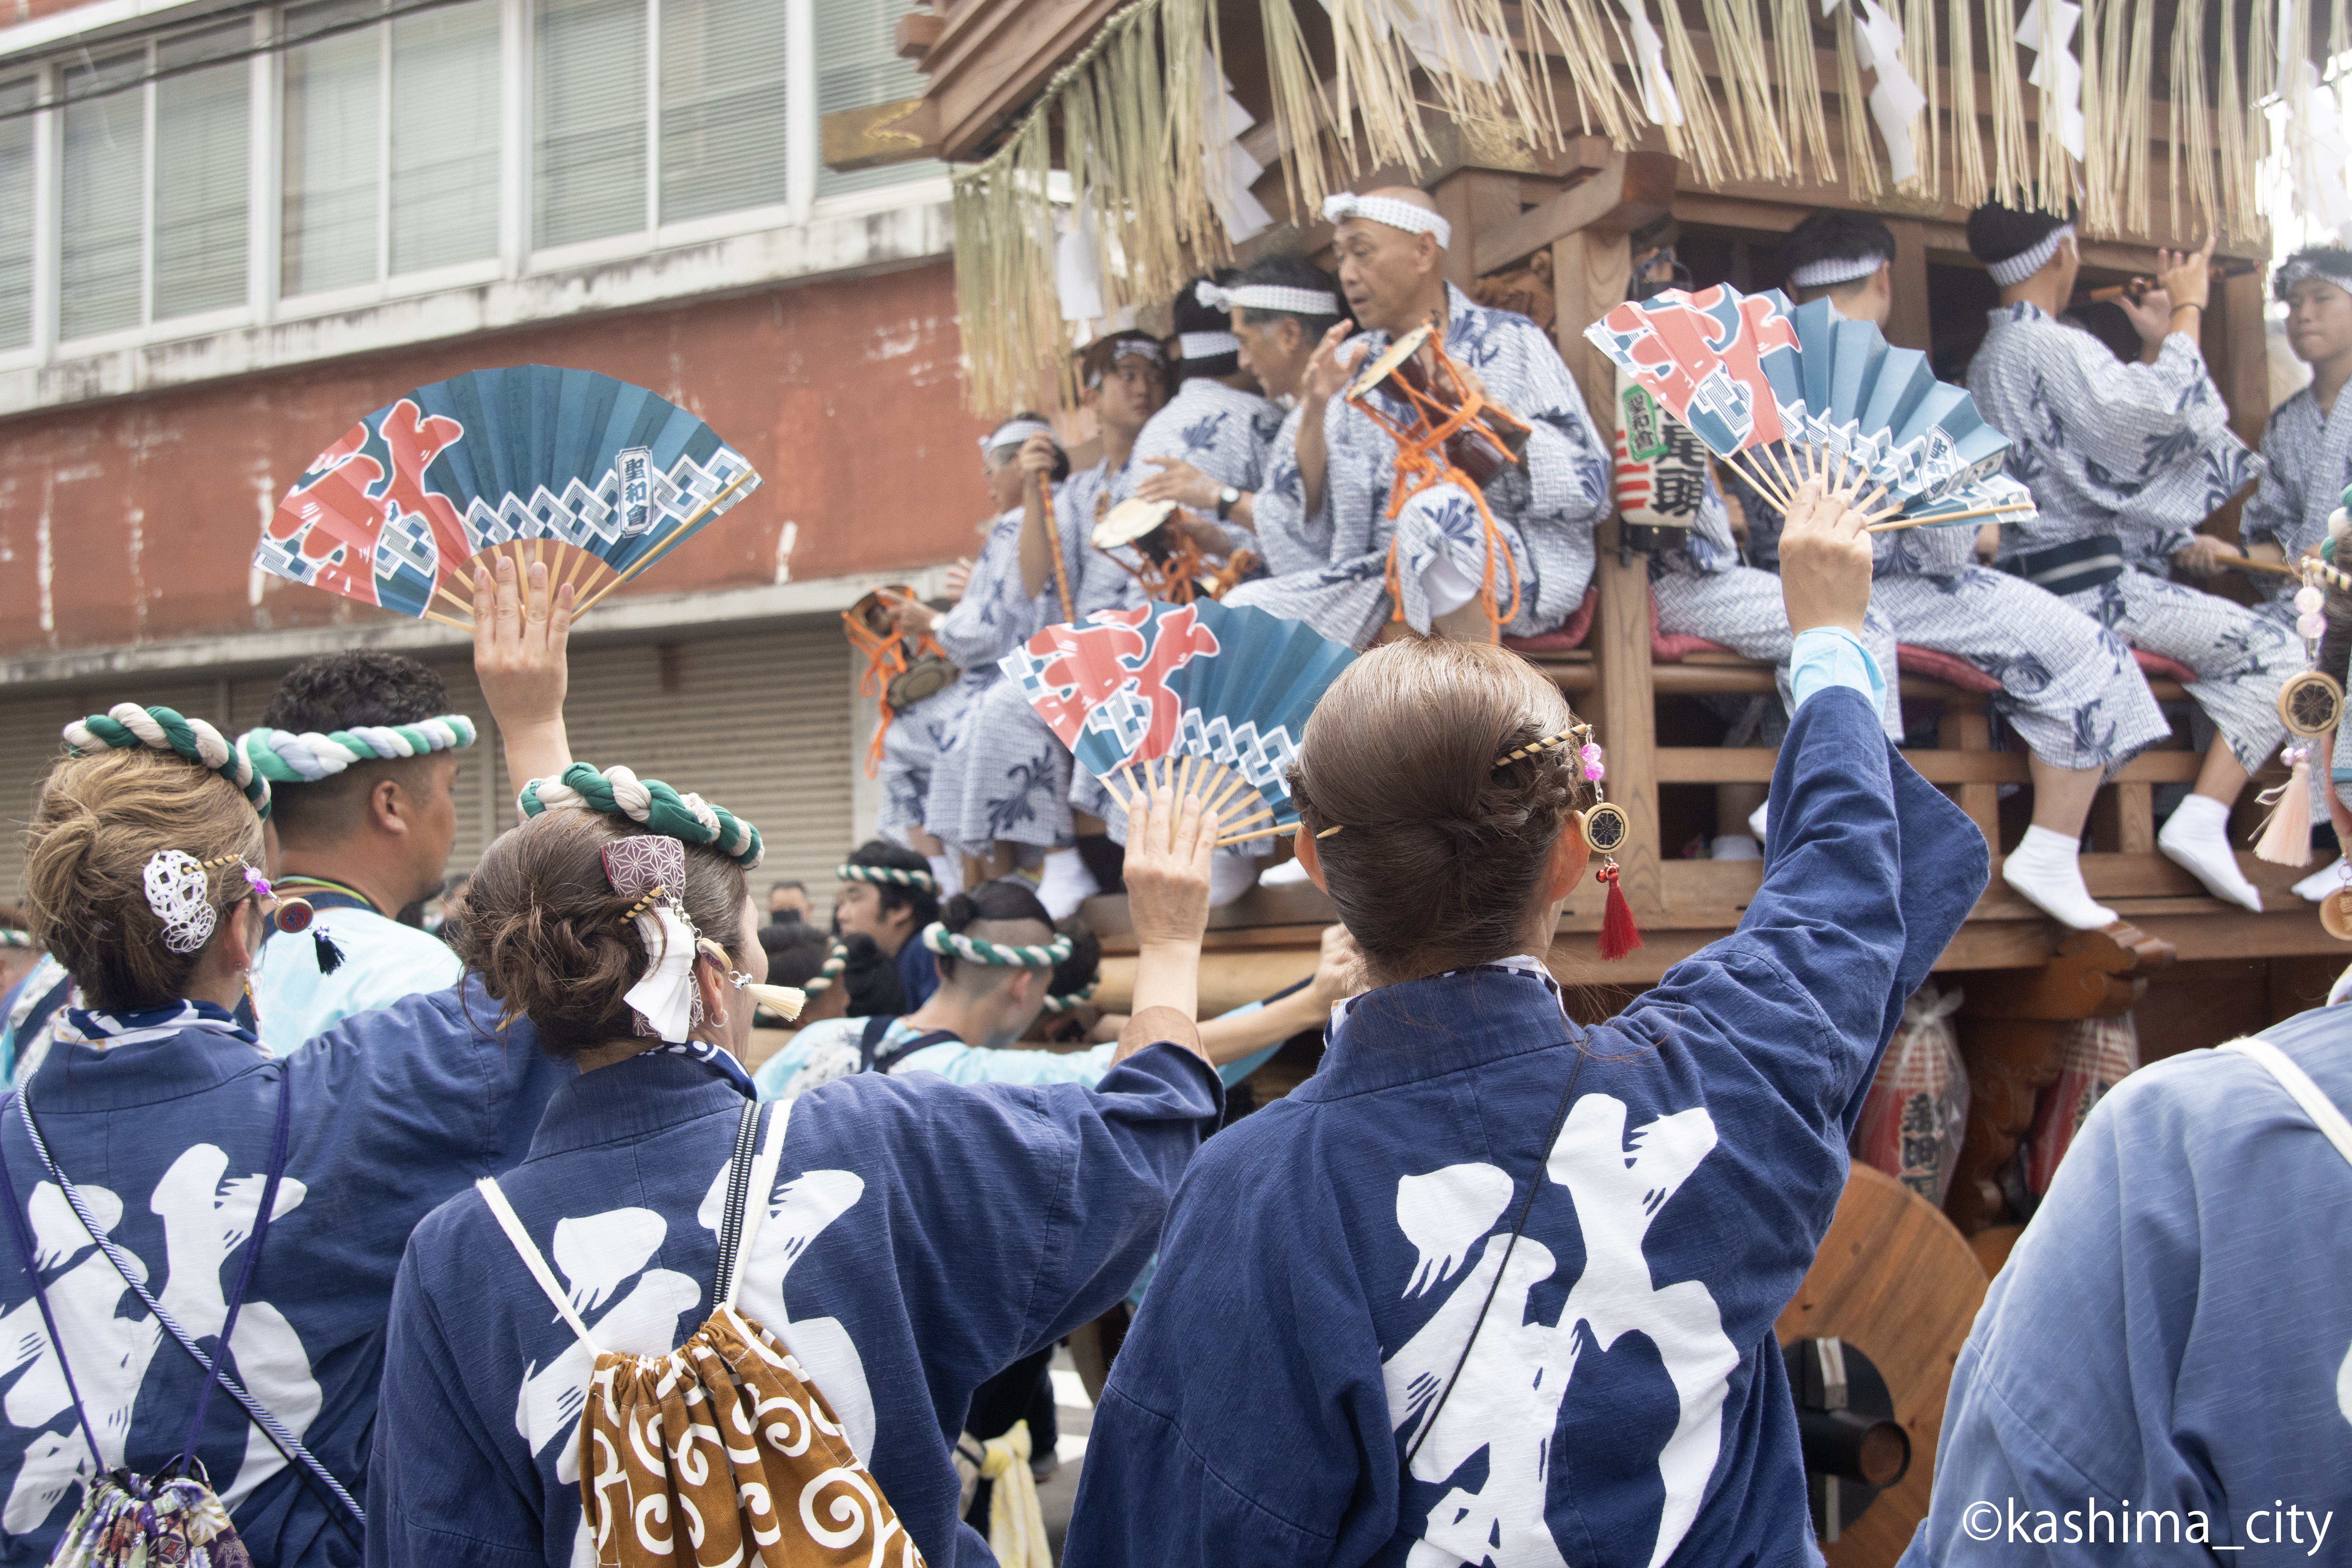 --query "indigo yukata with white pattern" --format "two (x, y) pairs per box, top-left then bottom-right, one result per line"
(1067, 658), (1988, 1568)
(0, 982), (569, 1567)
